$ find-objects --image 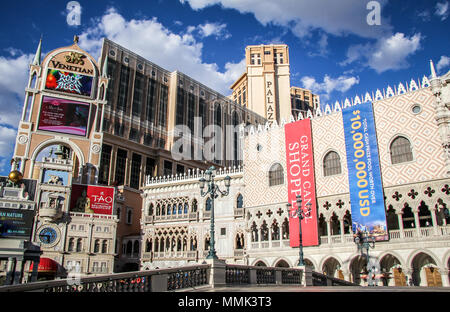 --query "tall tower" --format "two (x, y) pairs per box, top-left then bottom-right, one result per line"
(430, 59), (450, 176)
(230, 44), (291, 125)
